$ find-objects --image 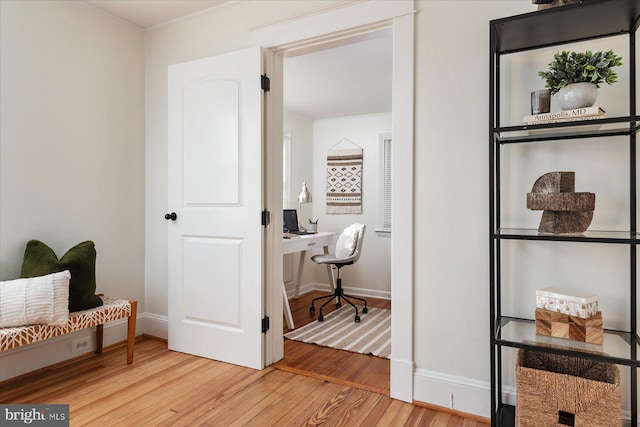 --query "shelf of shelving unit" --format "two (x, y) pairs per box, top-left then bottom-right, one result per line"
(489, 1), (640, 426)
(496, 316), (640, 367)
(495, 228), (639, 244)
(496, 116), (639, 144)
